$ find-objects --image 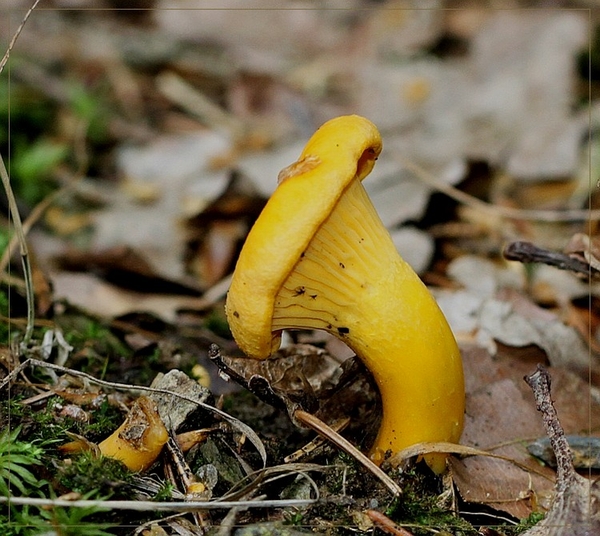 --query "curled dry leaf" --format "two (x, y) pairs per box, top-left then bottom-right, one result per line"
(175, 429), (212, 453)
(365, 509), (416, 536)
(209, 343), (381, 451)
(564, 233), (600, 275)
